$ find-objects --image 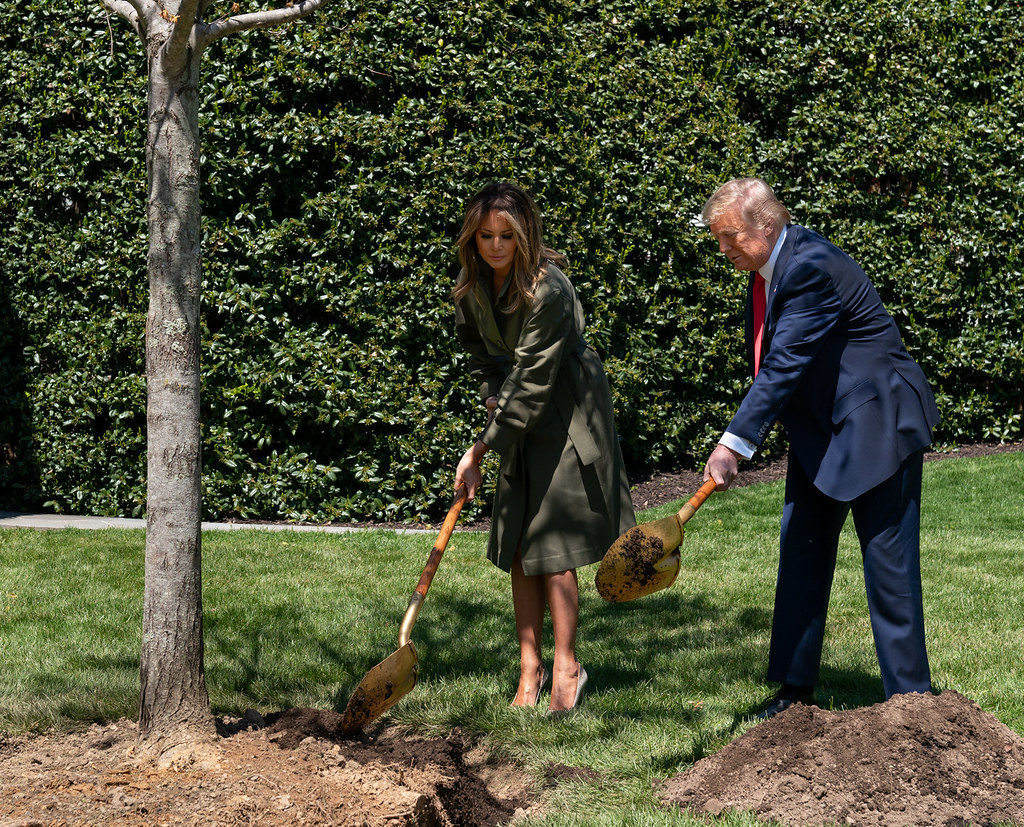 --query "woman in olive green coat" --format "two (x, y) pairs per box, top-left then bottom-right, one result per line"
(453, 183), (635, 714)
